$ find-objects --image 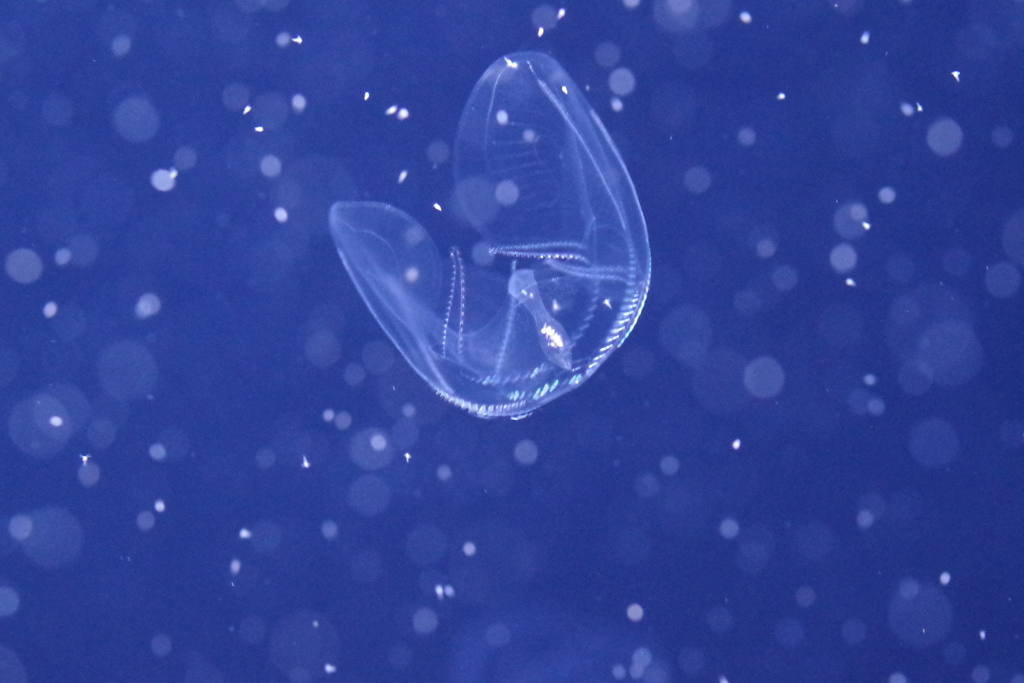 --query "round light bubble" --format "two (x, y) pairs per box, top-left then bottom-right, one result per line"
(772, 265), (798, 291)
(915, 319), (983, 387)
(347, 474), (390, 517)
(830, 243), (858, 274)
(8, 384), (89, 458)
(888, 579), (952, 648)
(150, 634), (172, 657)
(349, 428), (393, 471)
(530, 4), (559, 31)
(594, 42), (621, 68)
(991, 124), (1013, 148)
(17, 506), (84, 569)
(683, 165), (712, 194)
(494, 179), (520, 207)
(985, 261), (1021, 298)
(658, 305), (712, 367)
(251, 92), (289, 131)
(775, 618), (804, 648)
(426, 140), (450, 165)
(693, 348), (747, 413)
(608, 67), (636, 97)
(0, 586), (20, 617)
(304, 329), (341, 368)
(926, 117), (964, 157)
(743, 356), (784, 399)
(0, 646), (26, 683)
(96, 339), (158, 400)
(736, 526), (774, 574)
(112, 95), (160, 143)
(841, 618), (867, 645)
(1003, 209), (1024, 264)
(412, 607), (438, 635)
(908, 417), (958, 468)
(5, 248), (43, 284)
(268, 611), (340, 682)
(833, 202), (869, 240)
